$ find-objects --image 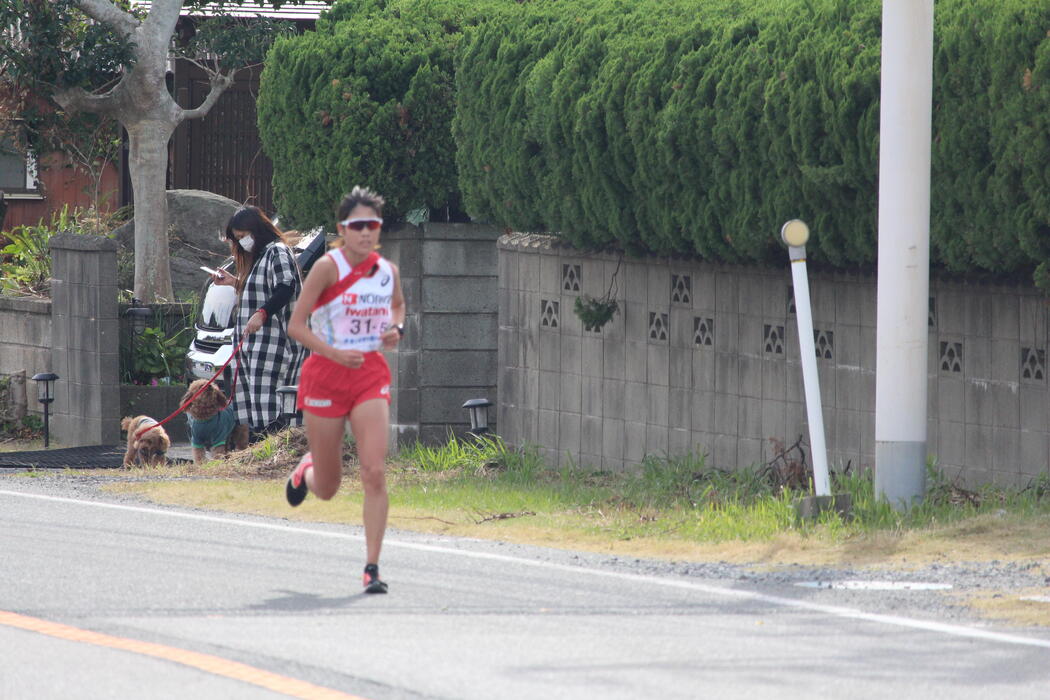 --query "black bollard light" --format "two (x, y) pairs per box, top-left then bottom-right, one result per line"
(277, 385), (300, 428)
(125, 297), (152, 335)
(31, 372), (58, 448)
(125, 298), (153, 383)
(461, 398), (493, 435)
